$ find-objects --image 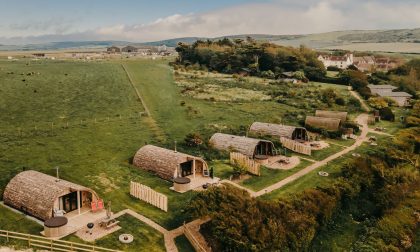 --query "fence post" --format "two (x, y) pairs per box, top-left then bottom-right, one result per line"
(6, 231), (9, 242)
(28, 234), (31, 247)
